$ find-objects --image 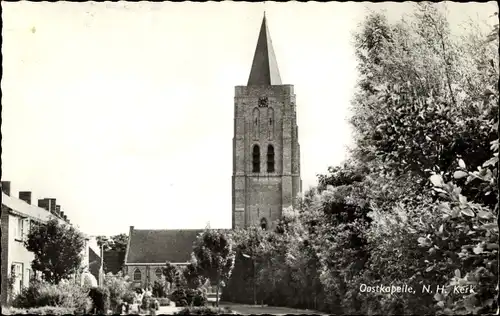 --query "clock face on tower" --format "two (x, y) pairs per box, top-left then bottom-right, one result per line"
(258, 97), (269, 107)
